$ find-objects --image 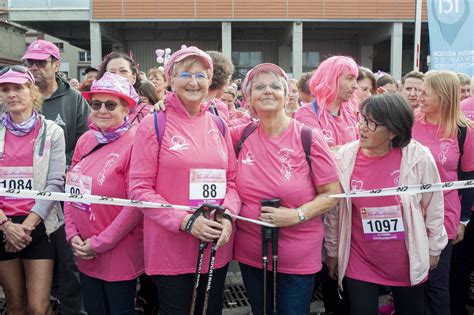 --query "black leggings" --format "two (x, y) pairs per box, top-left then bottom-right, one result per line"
(153, 263), (229, 315)
(344, 277), (425, 315)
